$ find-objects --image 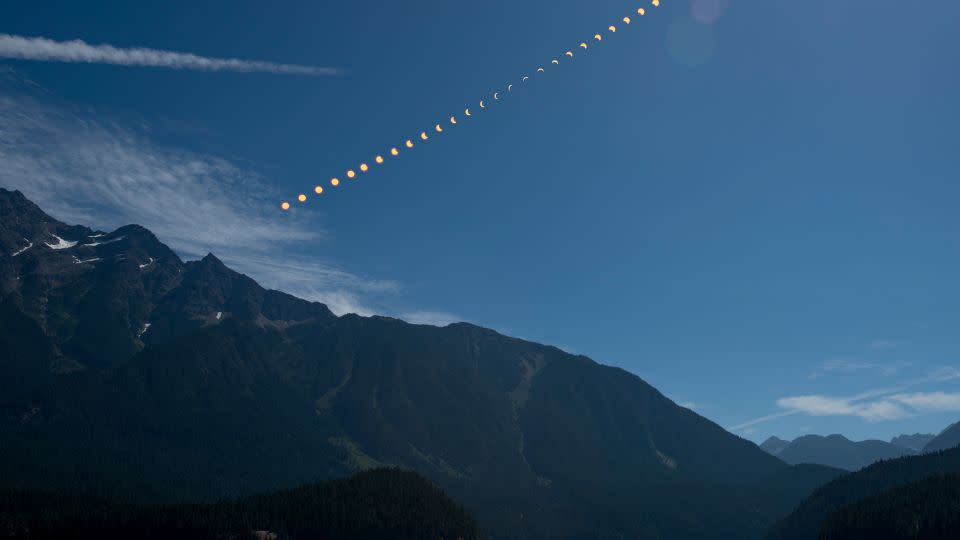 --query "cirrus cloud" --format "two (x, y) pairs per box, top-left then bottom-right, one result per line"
(0, 33), (338, 76)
